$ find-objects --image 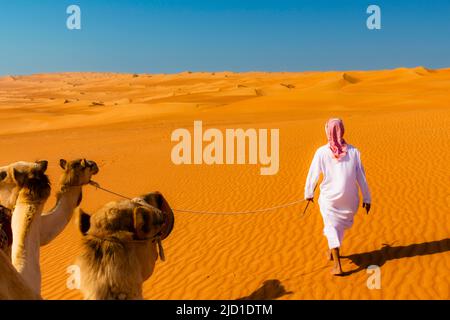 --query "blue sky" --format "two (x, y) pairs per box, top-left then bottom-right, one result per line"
(0, 0), (449, 75)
